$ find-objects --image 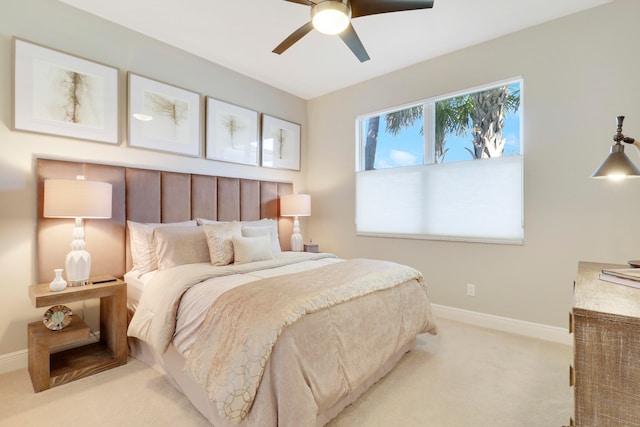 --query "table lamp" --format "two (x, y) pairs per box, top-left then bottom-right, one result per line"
(280, 193), (311, 251)
(591, 116), (640, 267)
(43, 177), (112, 286)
